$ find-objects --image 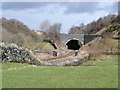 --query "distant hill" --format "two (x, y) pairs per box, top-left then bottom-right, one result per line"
(69, 14), (117, 34)
(80, 14), (120, 52)
(96, 14), (120, 38)
(0, 17), (42, 45)
(96, 24), (120, 38)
